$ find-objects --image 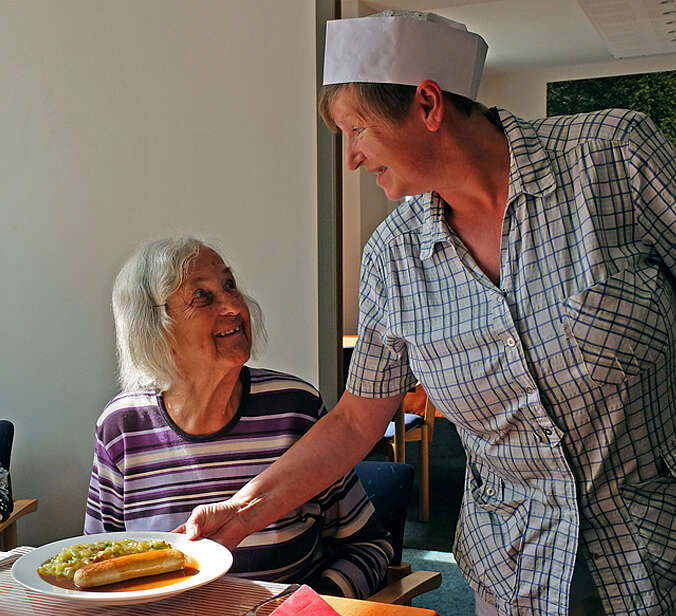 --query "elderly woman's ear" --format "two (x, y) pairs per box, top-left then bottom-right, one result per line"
(415, 80), (445, 132)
